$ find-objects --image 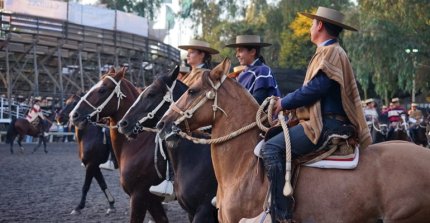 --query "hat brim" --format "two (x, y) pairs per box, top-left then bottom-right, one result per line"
(225, 42), (272, 48)
(178, 45), (219, 54)
(299, 12), (358, 31)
